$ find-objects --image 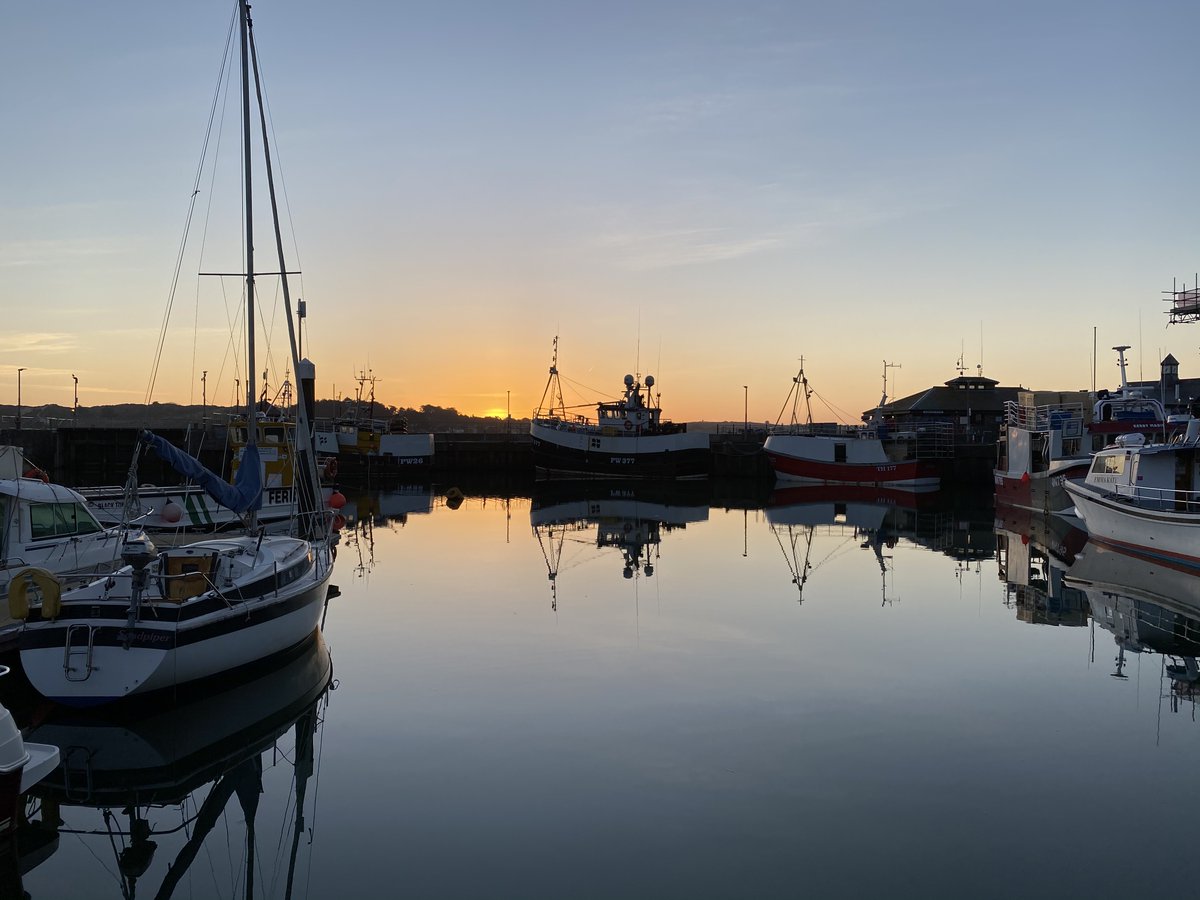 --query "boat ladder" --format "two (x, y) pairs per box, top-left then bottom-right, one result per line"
(60, 745), (96, 803)
(63, 624), (96, 682)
